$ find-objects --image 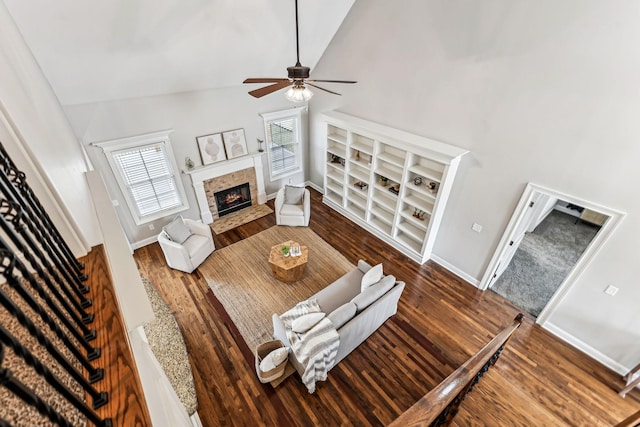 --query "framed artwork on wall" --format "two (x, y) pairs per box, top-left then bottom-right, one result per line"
(196, 133), (226, 165)
(222, 129), (248, 159)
